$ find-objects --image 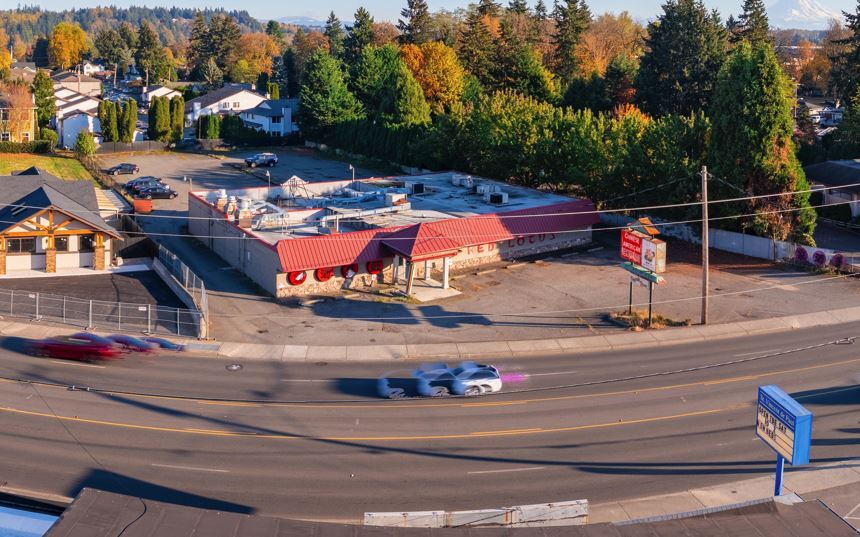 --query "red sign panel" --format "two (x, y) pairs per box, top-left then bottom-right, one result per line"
(621, 230), (643, 264)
